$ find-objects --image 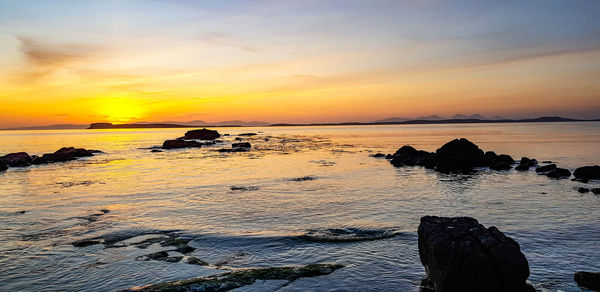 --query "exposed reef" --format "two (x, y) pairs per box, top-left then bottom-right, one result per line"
(180, 128), (221, 140)
(300, 227), (398, 242)
(121, 263), (343, 292)
(0, 147), (101, 172)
